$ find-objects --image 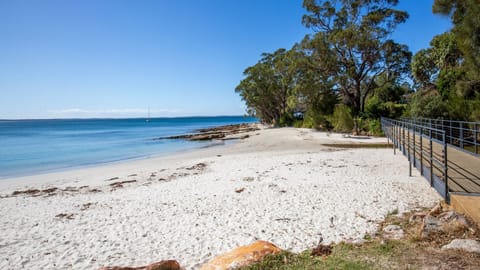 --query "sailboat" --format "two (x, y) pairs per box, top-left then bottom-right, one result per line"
(145, 108), (151, 123)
